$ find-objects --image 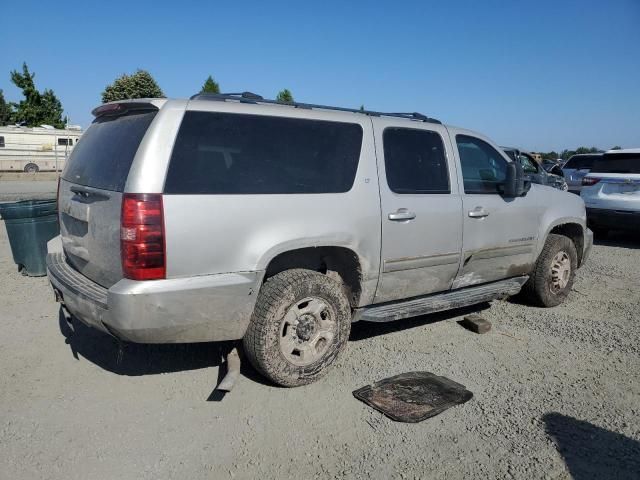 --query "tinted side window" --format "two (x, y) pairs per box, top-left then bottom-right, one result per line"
(383, 128), (449, 194)
(456, 135), (508, 194)
(592, 153), (640, 174)
(165, 112), (363, 194)
(63, 110), (157, 191)
(0, 136), (4, 147)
